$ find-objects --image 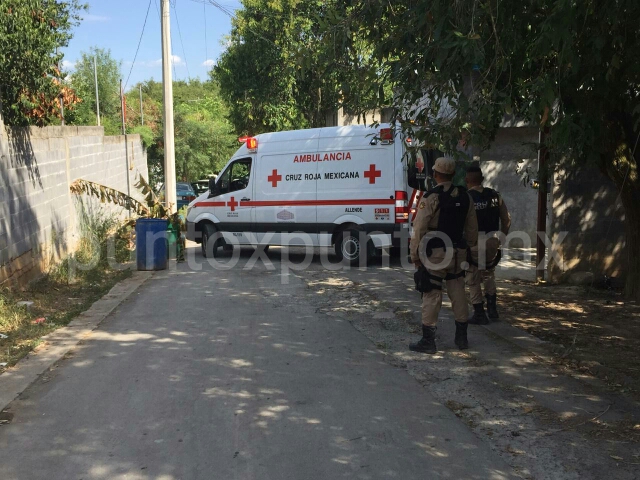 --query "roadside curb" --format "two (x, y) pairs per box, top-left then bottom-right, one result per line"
(0, 271), (153, 412)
